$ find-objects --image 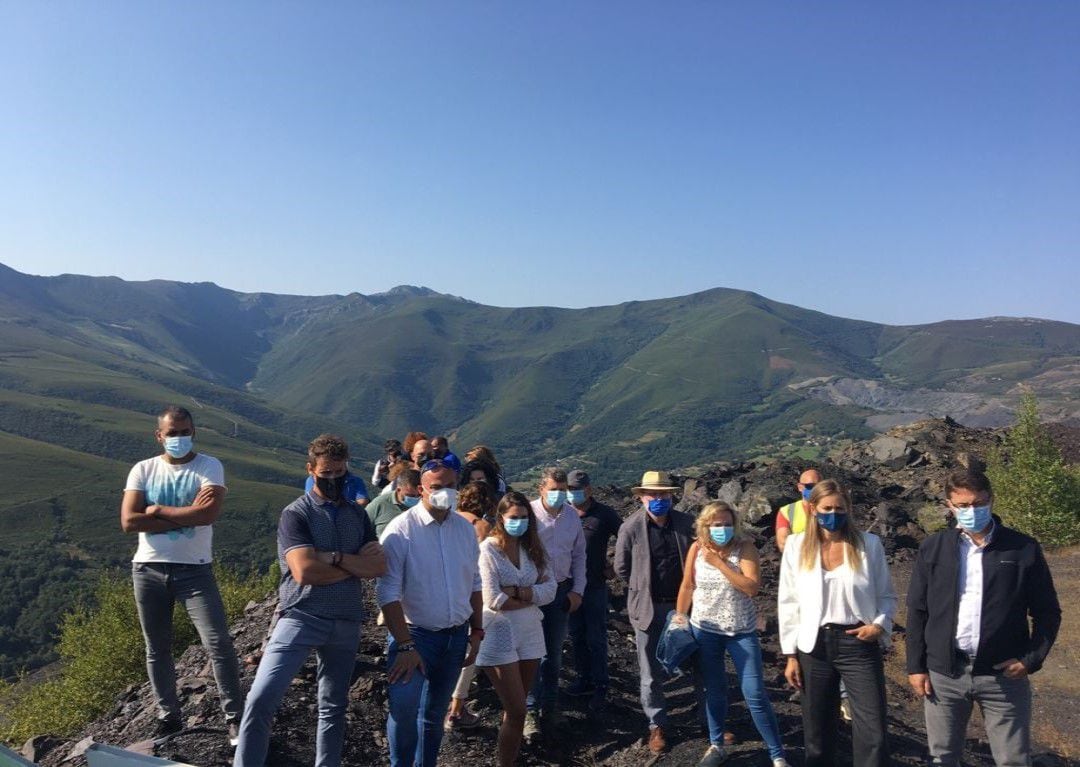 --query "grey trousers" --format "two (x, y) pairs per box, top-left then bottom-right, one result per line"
(925, 662), (1032, 767)
(132, 562), (244, 721)
(634, 599), (707, 730)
